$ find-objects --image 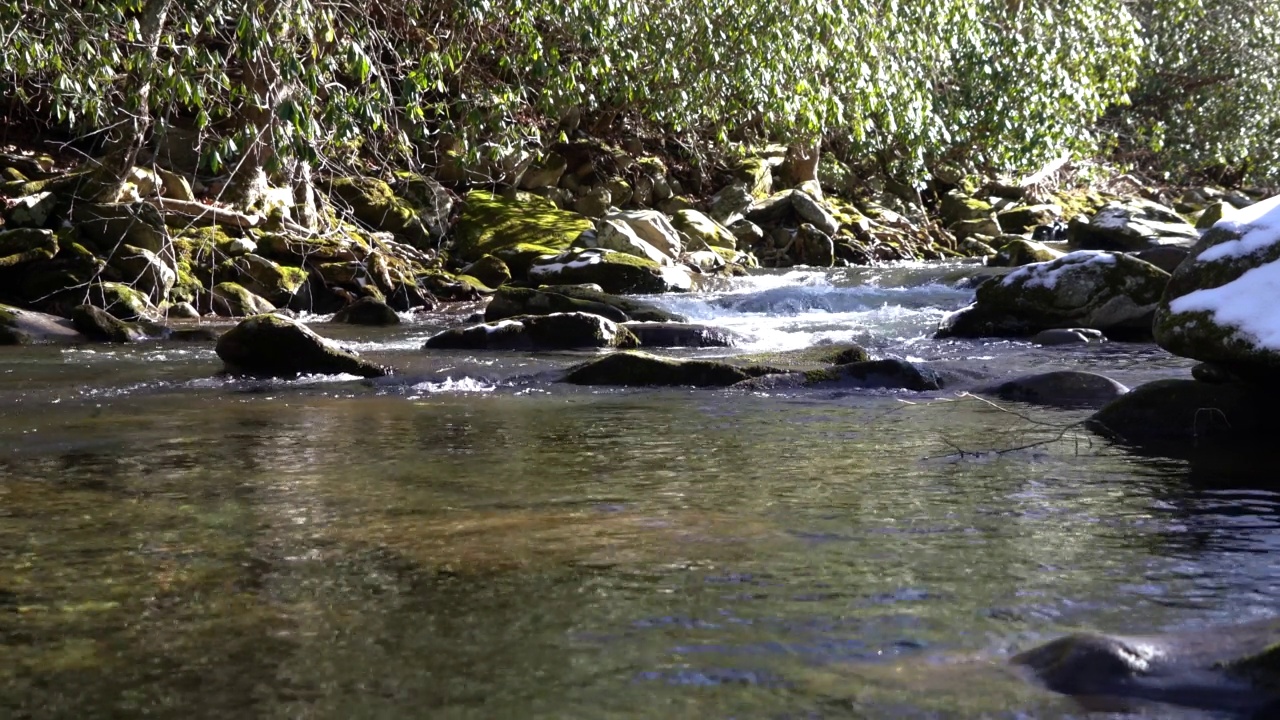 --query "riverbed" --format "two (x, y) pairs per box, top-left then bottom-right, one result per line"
(3, 264), (1279, 719)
